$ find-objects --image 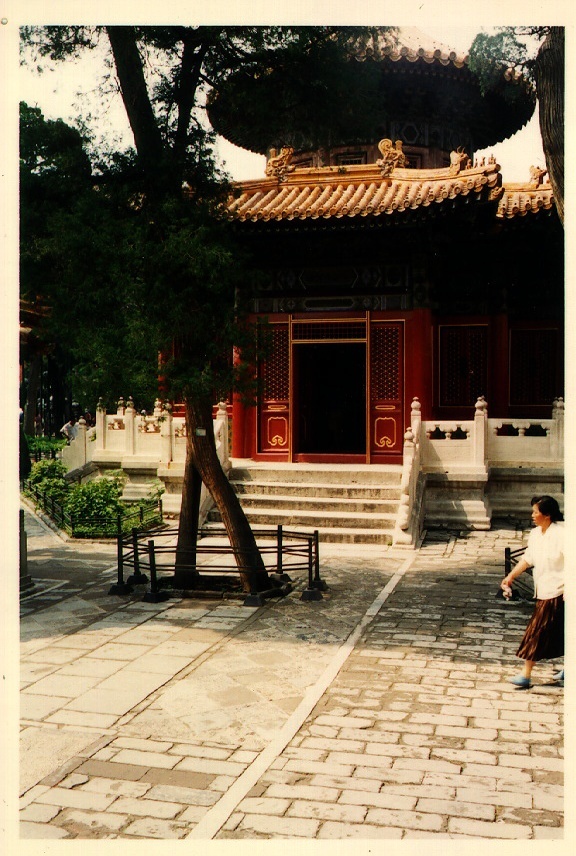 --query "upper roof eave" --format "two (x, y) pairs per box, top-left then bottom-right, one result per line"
(227, 159), (503, 222)
(227, 159), (554, 223)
